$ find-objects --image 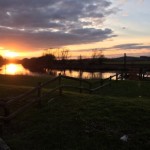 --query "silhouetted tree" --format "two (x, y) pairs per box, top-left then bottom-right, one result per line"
(91, 49), (104, 59)
(21, 53), (56, 72)
(38, 54), (55, 67)
(0, 55), (4, 65)
(43, 48), (70, 60)
(90, 49), (104, 64)
(60, 49), (69, 60)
